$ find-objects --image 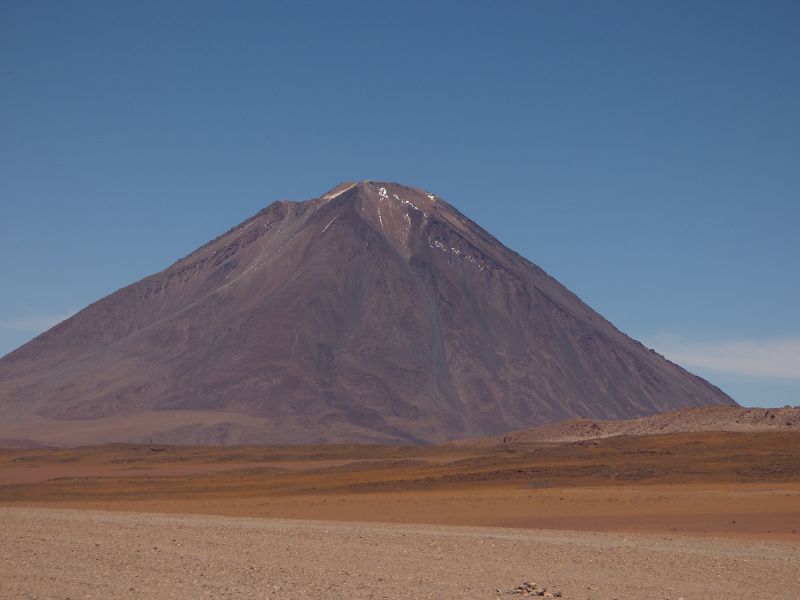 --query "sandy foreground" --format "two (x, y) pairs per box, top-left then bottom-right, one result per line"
(1, 507), (798, 600)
